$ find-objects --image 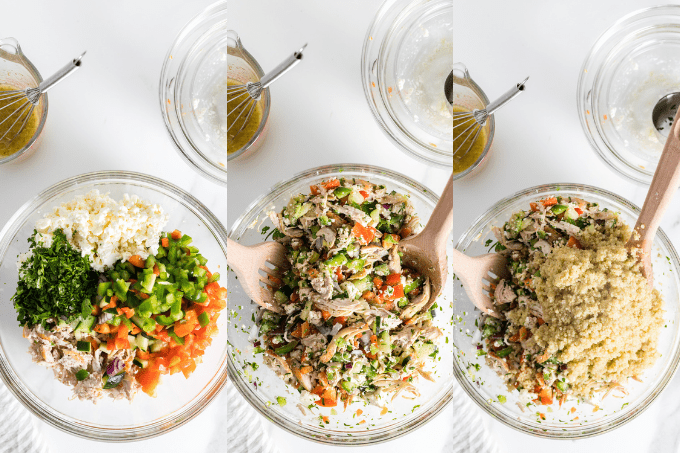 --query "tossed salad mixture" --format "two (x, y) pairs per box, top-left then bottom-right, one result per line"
(479, 196), (664, 407)
(13, 191), (226, 402)
(254, 178), (442, 410)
